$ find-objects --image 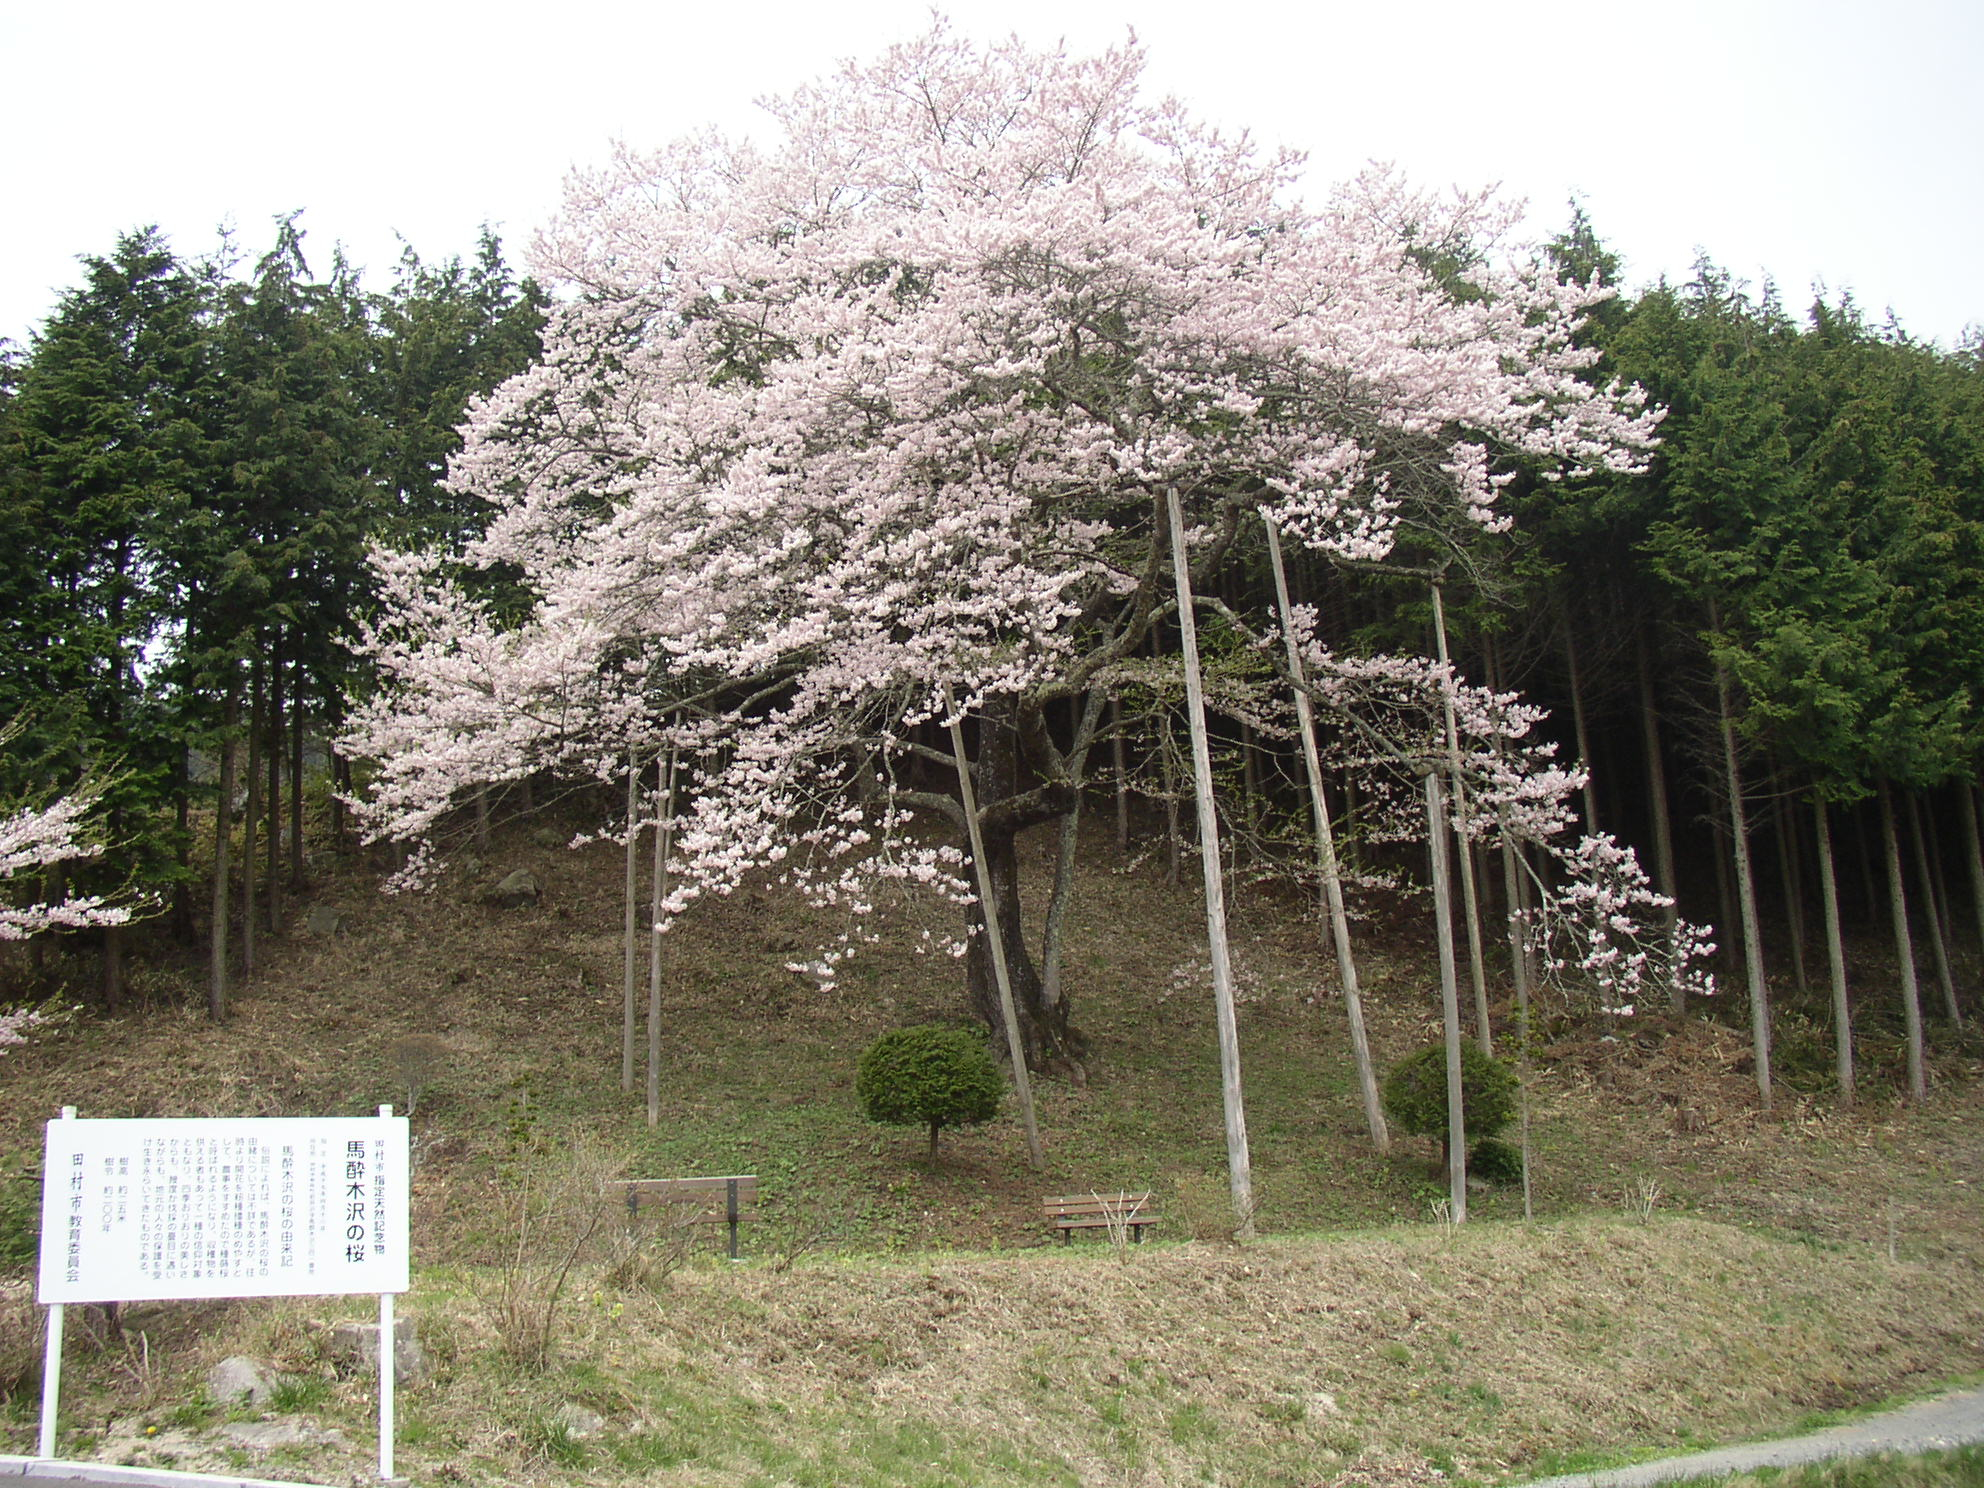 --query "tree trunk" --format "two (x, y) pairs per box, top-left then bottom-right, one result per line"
(1960, 784), (1984, 961)
(172, 752), (195, 943)
(267, 638), (285, 932)
(289, 652), (306, 888)
(949, 691), (1044, 1169)
(963, 697), (1080, 1069)
(1879, 782), (1928, 1101)
(1111, 694), (1130, 852)
(1161, 721), (1182, 887)
(1431, 586), (1490, 1053)
(210, 681), (239, 1022)
(1564, 621), (1600, 833)
(1772, 792), (1808, 996)
(1712, 817), (1738, 977)
(100, 923), (124, 1015)
(1710, 622), (1772, 1109)
(1813, 797), (1854, 1107)
(1041, 692), (1106, 1017)
(1906, 792), (1960, 1024)
(1168, 485), (1255, 1237)
(243, 661), (262, 976)
(1239, 721), (1262, 838)
(1635, 629), (1682, 990)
